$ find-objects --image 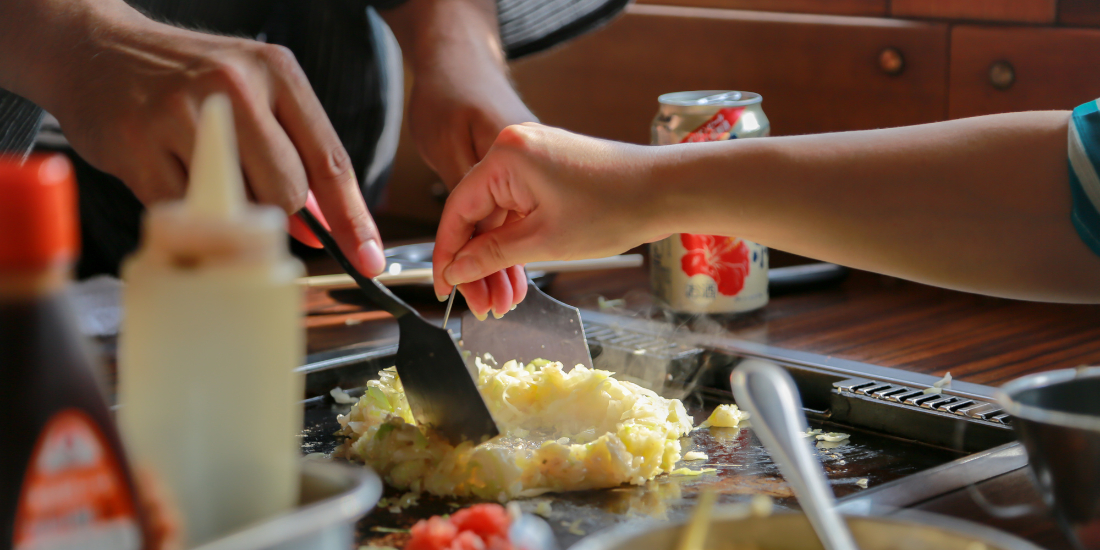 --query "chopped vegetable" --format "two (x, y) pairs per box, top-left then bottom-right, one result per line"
(330, 386), (359, 405)
(681, 451), (708, 461)
(856, 478), (869, 488)
(372, 527), (411, 534)
(815, 432), (850, 443)
(922, 386), (943, 395)
(407, 505), (512, 550)
(933, 372), (953, 389)
(533, 501), (552, 518)
(698, 404), (748, 428)
(566, 520), (586, 536)
(597, 297), (626, 310)
(337, 360), (693, 499)
(802, 428), (823, 438)
(669, 468), (717, 477)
